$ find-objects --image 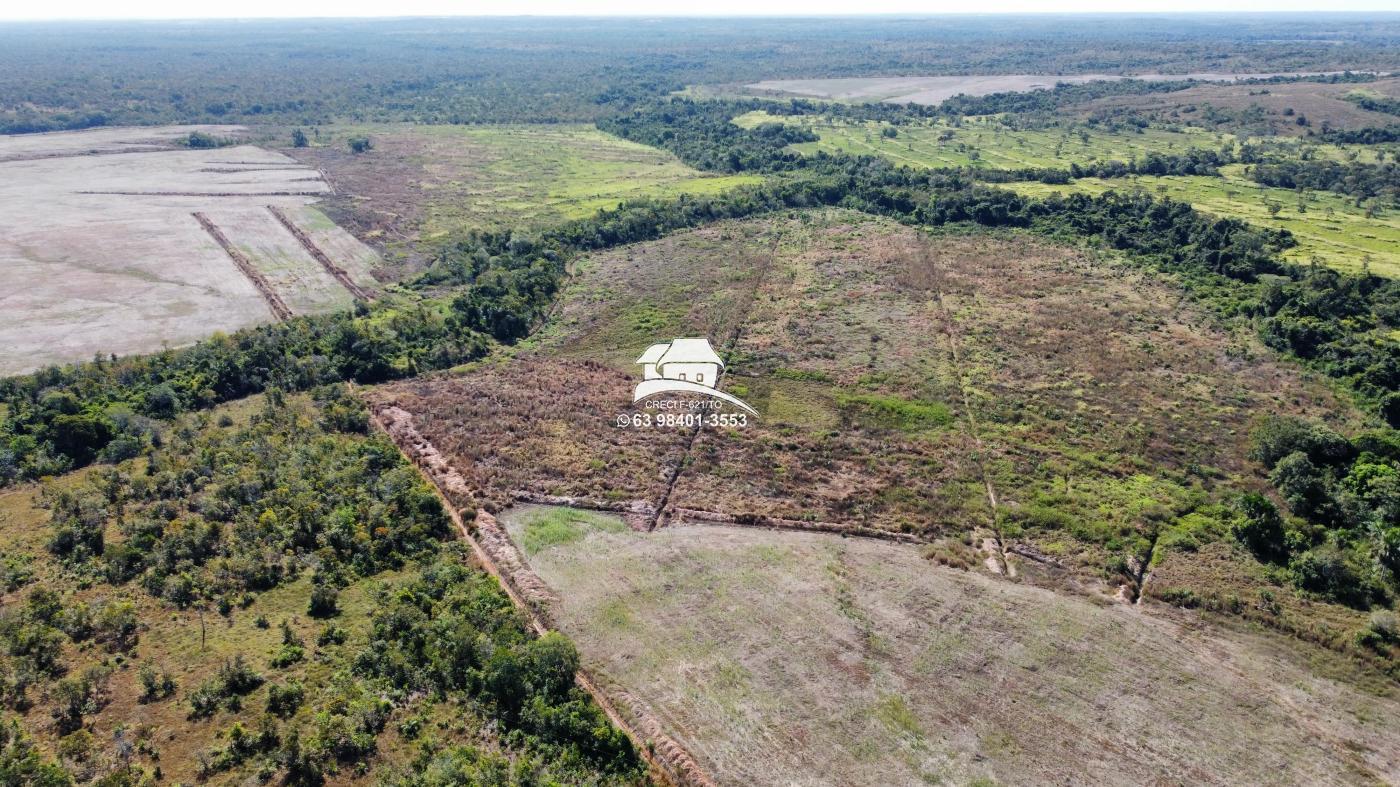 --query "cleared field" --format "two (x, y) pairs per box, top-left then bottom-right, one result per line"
(729, 112), (1399, 277)
(372, 358), (694, 516)
(0, 123), (245, 162)
(501, 505), (1400, 786)
(1006, 167), (1400, 277)
(288, 124), (761, 267)
(1072, 77), (1400, 136)
(743, 72), (1355, 105)
(0, 126), (380, 375)
(733, 109), (1232, 170)
(373, 212), (1396, 784)
(378, 210), (1356, 582)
